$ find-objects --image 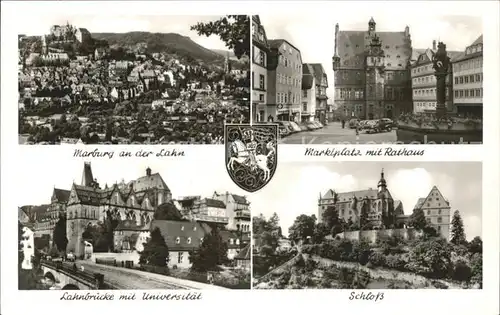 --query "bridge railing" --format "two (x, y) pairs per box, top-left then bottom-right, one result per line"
(41, 260), (114, 289)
